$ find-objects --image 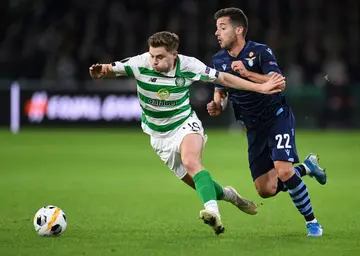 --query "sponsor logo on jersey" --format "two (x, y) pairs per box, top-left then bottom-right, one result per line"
(147, 99), (176, 107)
